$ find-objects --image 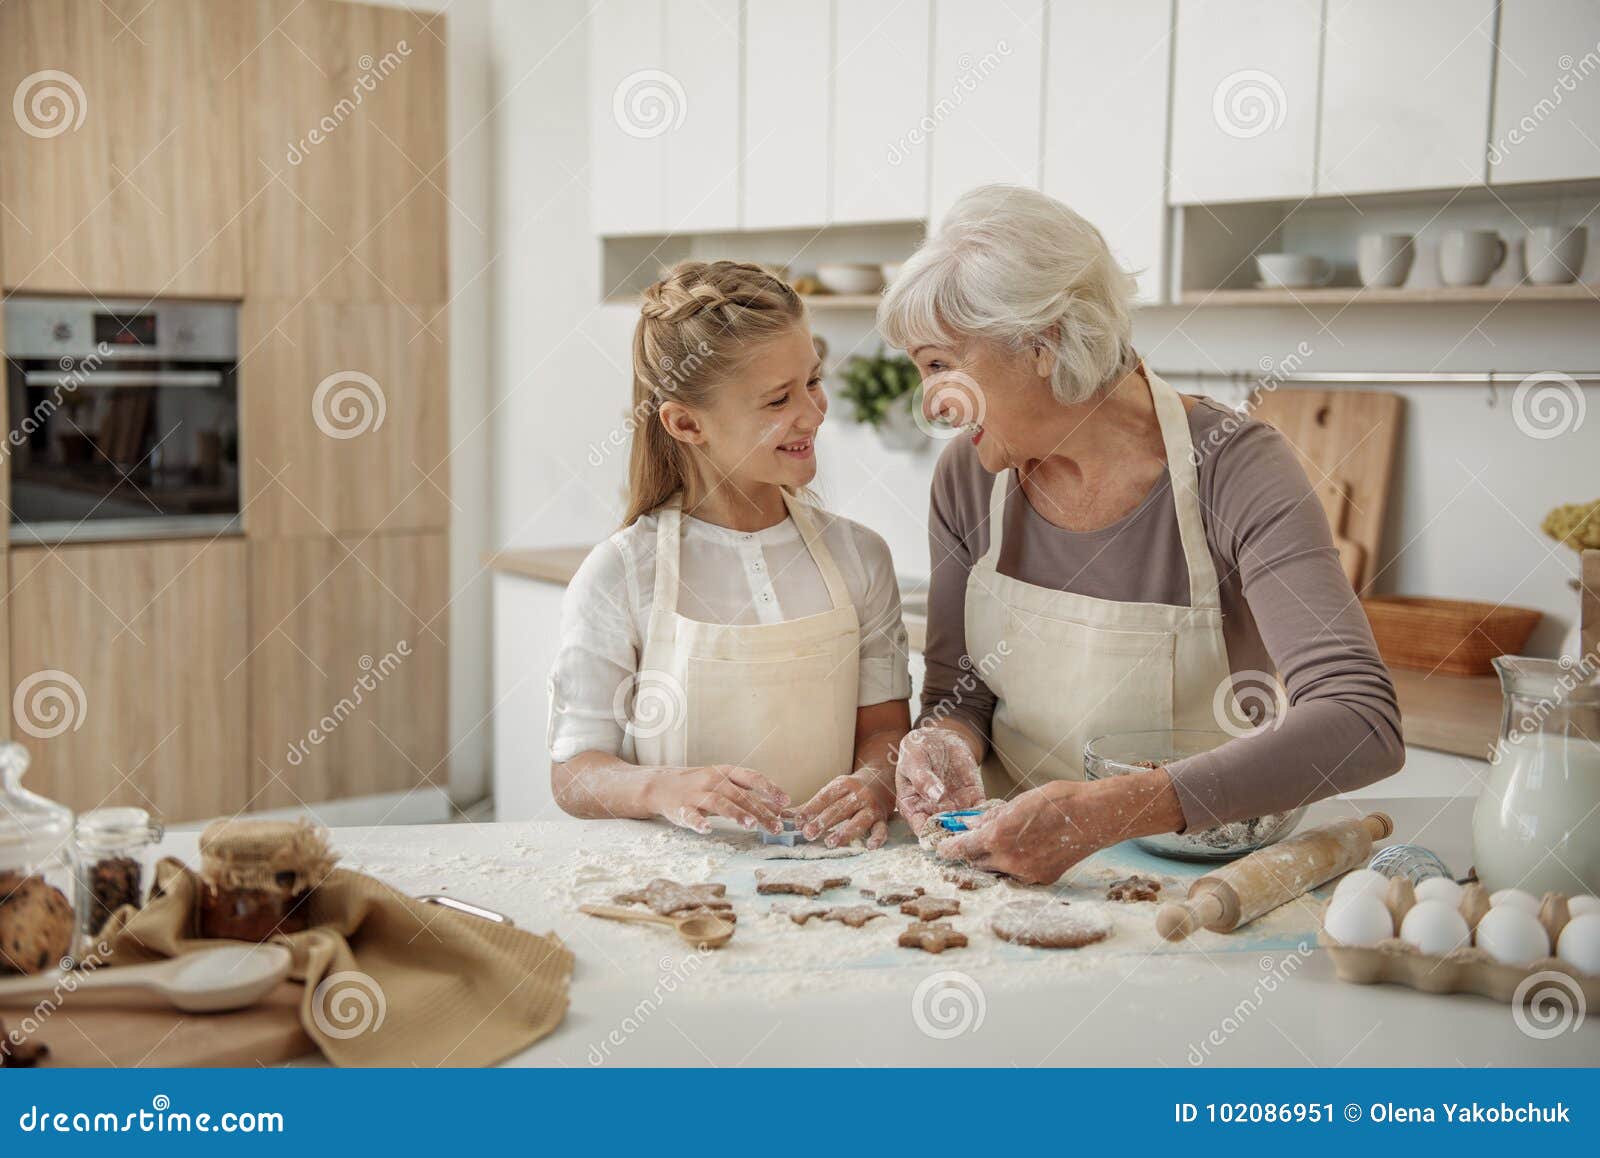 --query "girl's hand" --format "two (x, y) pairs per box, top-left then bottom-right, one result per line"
(894, 726), (985, 835)
(793, 773), (894, 849)
(645, 765), (790, 835)
(938, 771), (1186, 885)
